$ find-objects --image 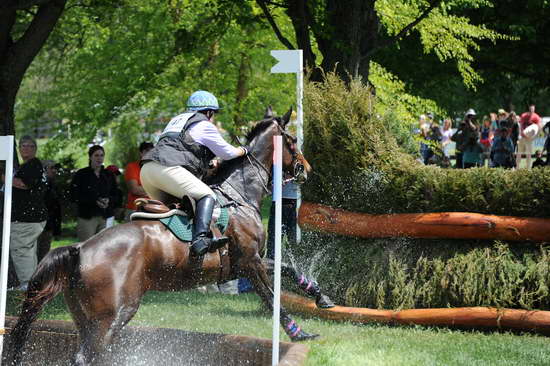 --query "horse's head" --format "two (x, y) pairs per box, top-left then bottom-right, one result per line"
(260, 106), (311, 184)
